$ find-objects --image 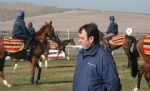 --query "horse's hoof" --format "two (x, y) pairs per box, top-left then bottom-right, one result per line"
(5, 84), (11, 88)
(133, 86), (138, 91)
(30, 81), (34, 85)
(30, 79), (34, 85)
(35, 80), (39, 85)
